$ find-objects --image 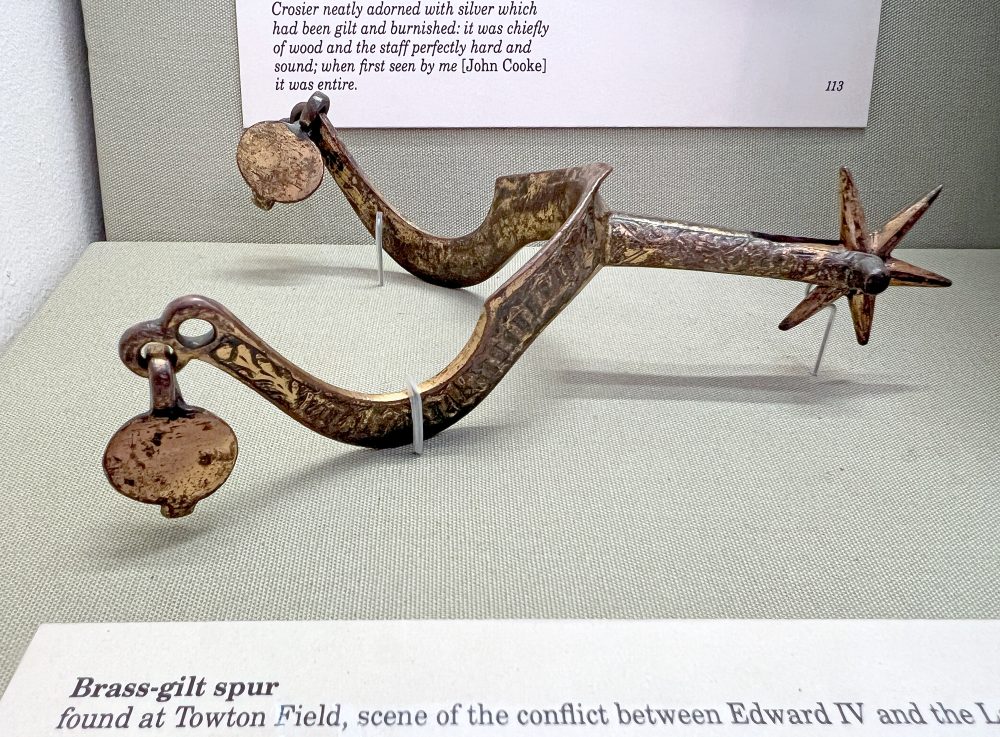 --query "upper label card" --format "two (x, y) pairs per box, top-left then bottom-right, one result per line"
(235, 0), (883, 128)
